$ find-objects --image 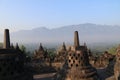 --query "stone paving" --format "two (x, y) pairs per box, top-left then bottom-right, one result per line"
(34, 73), (55, 80)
